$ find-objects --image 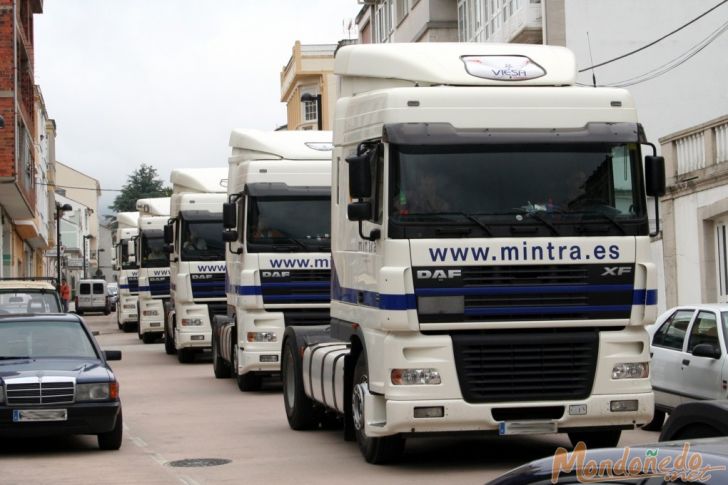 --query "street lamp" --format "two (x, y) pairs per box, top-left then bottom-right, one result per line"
(82, 234), (93, 278)
(55, 202), (73, 287)
(300, 92), (323, 131)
